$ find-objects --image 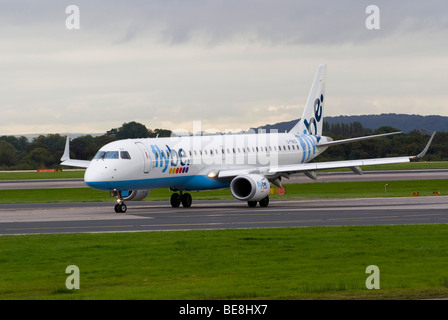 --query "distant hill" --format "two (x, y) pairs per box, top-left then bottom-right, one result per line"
(256, 113), (448, 133)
